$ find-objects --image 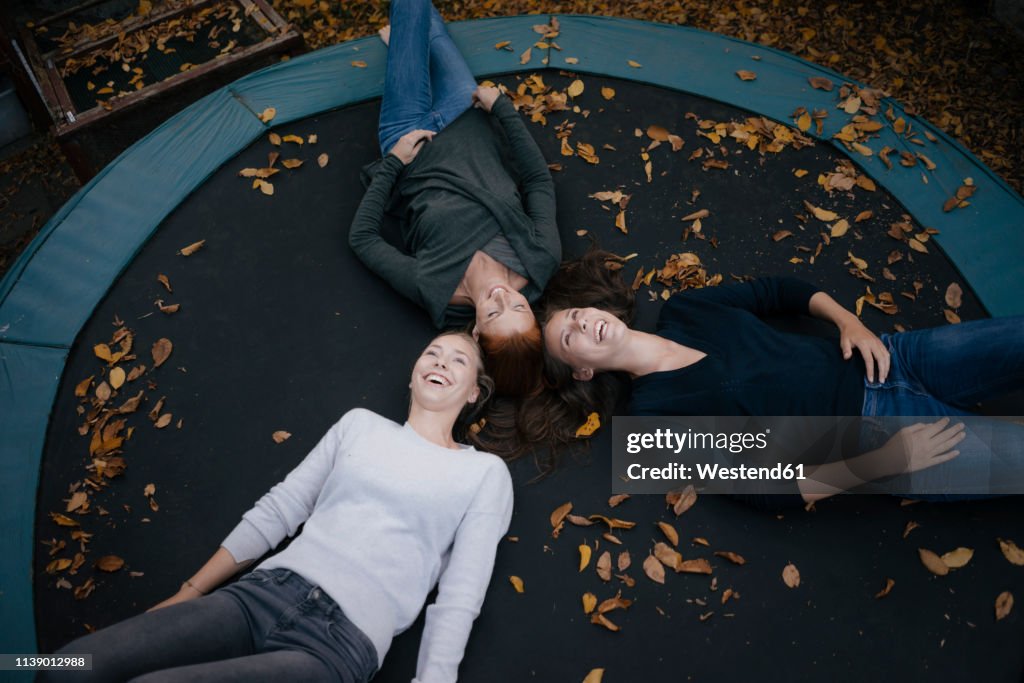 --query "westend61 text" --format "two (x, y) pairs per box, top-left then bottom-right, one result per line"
(626, 462), (806, 481)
